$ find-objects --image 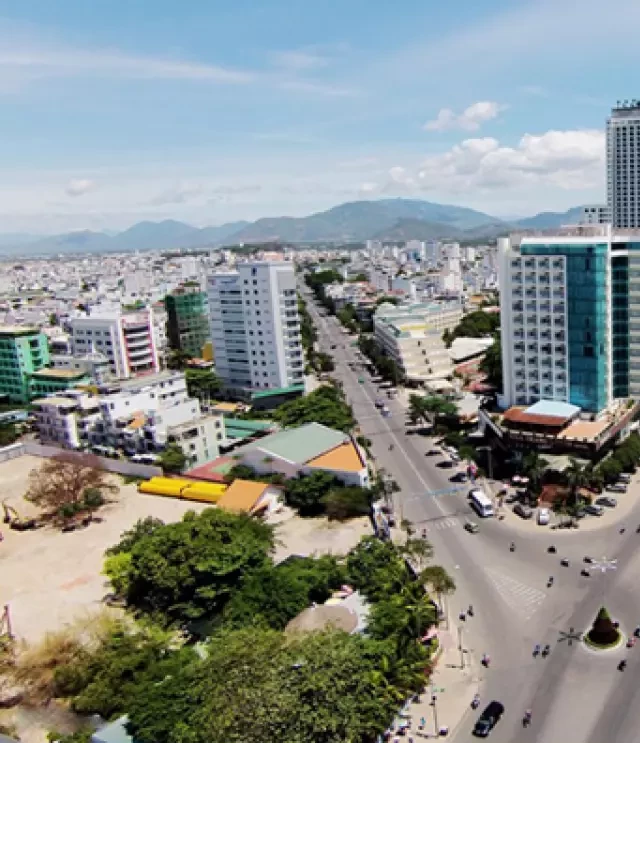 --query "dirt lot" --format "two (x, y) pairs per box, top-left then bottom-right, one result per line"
(0, 455), (372, 646)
